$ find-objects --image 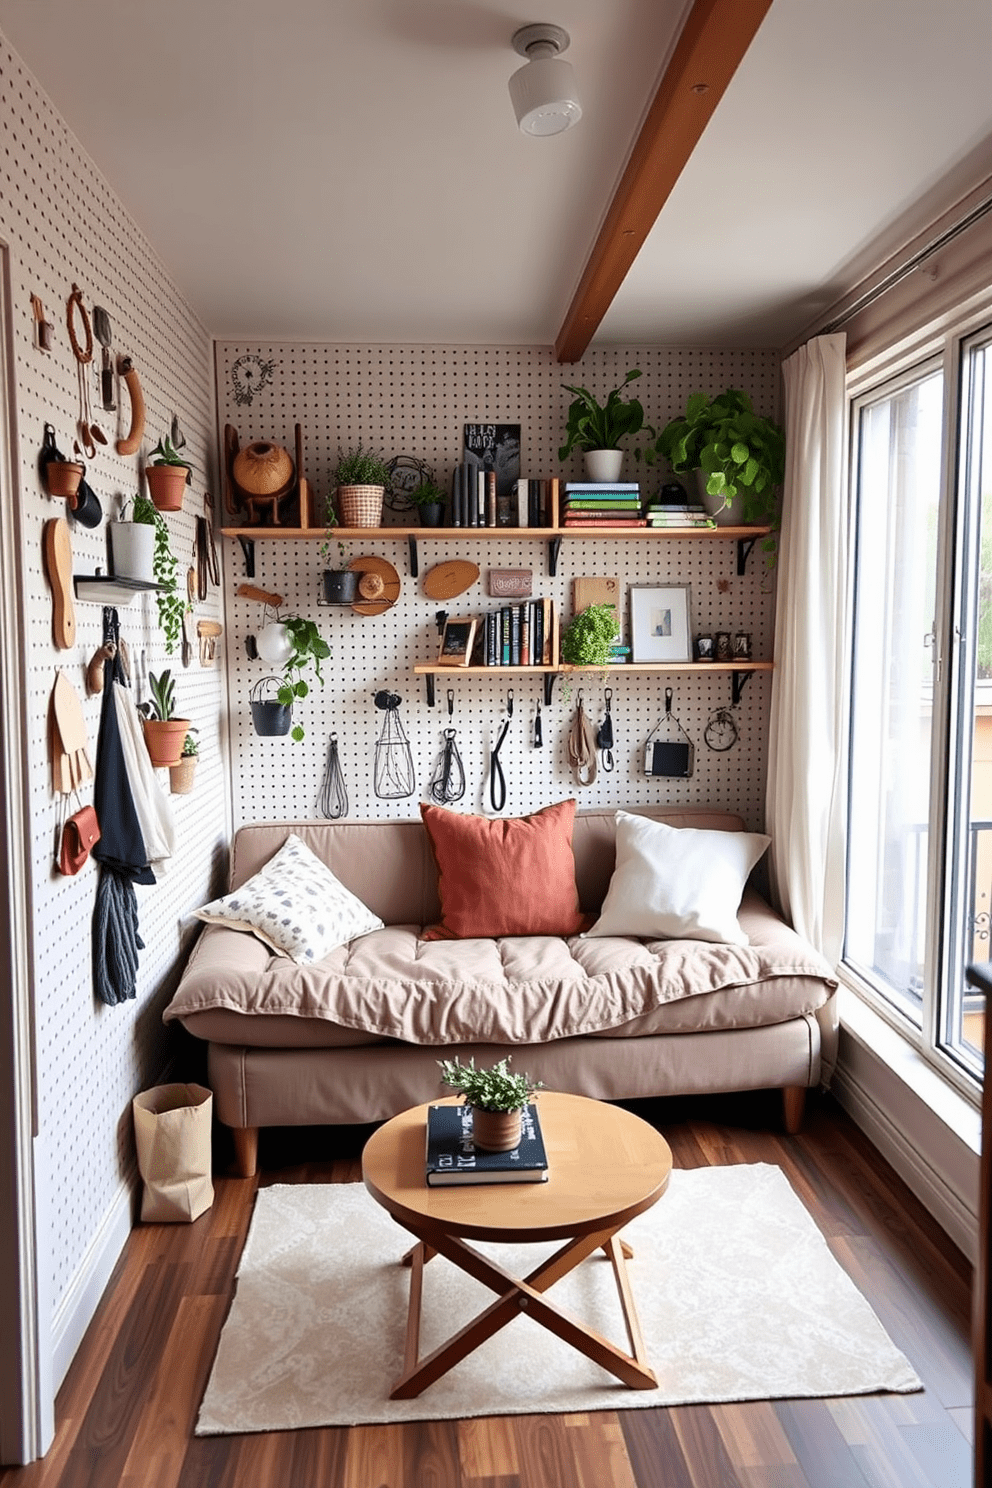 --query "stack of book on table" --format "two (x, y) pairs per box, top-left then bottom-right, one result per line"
(644, 500), (715, 528)
(561, 483), (645, 526)
(425, 1102), (549, 1185)
(475, 598), (557, 666)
